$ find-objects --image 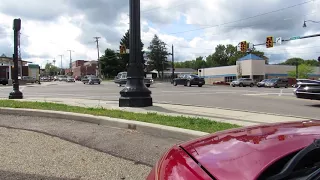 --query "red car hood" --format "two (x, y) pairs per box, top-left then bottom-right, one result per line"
(180, 120), (320, 180)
